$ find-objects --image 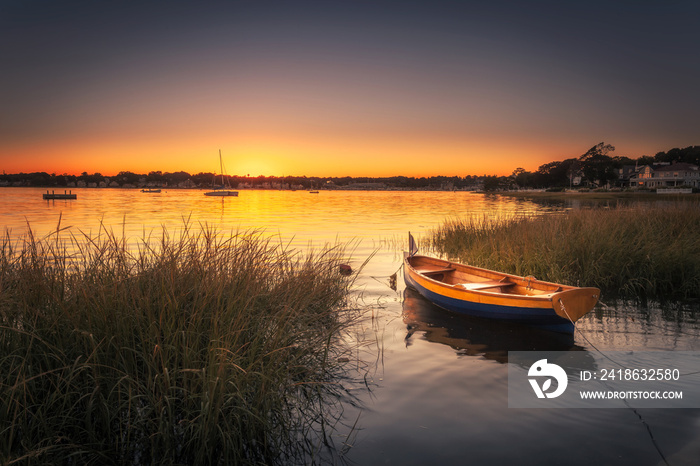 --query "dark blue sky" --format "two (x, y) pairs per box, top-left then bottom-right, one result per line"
(1, 0), (698, 175)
